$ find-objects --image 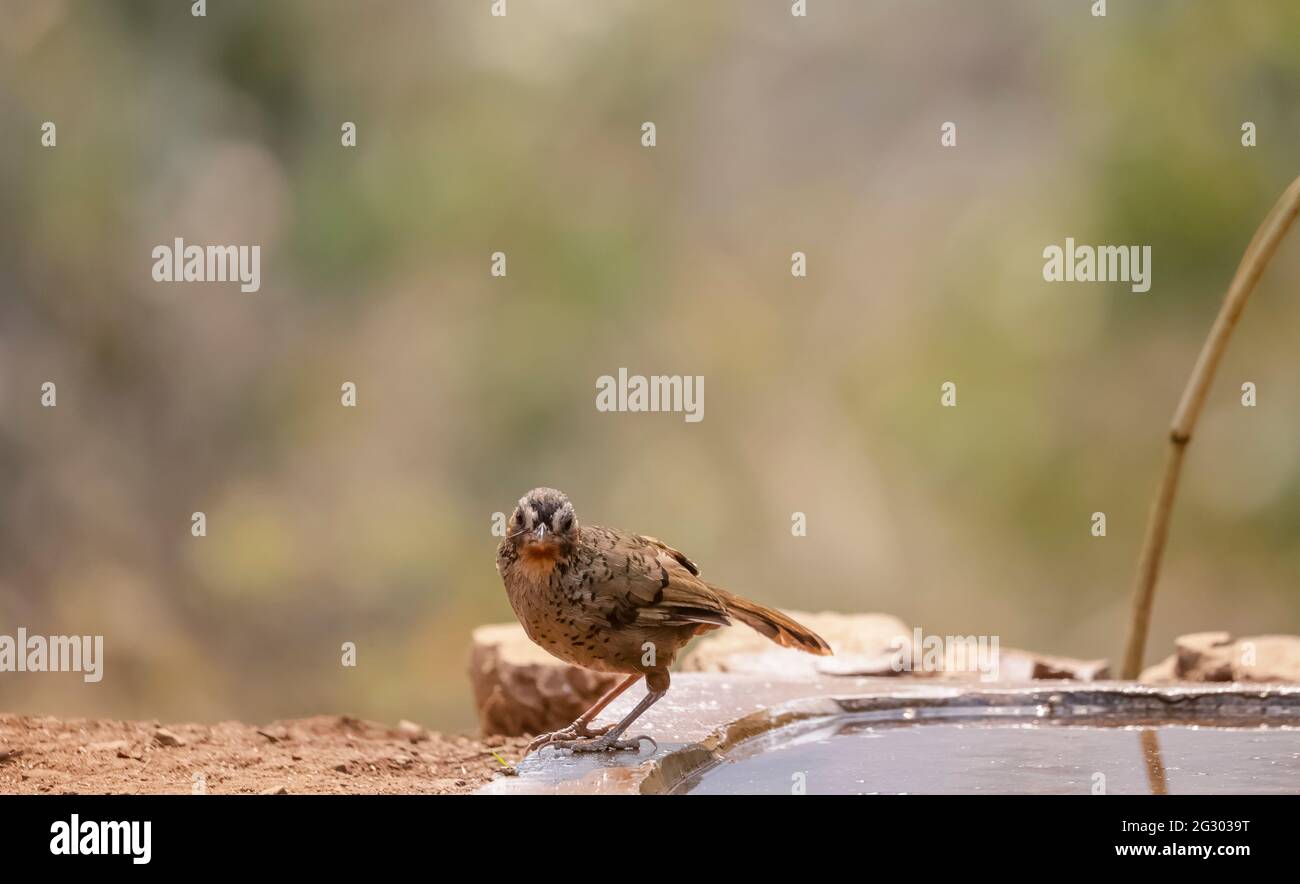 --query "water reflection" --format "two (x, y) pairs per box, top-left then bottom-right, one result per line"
(1140, 728), (1168, 795)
